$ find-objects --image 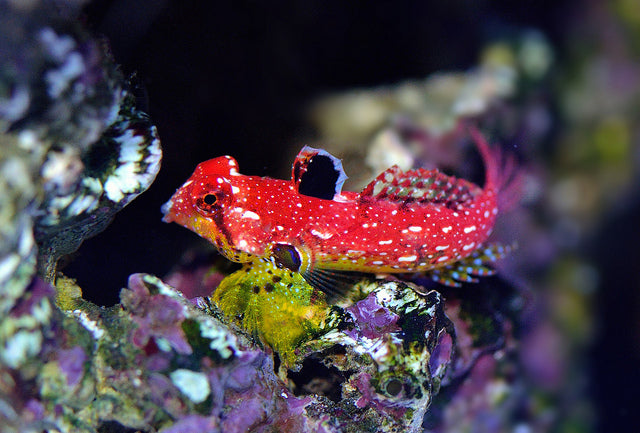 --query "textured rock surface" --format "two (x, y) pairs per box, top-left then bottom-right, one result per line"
(199, 257), (455, 432)
(0, 0), (161, 313)
(0, 274), (322, 432)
